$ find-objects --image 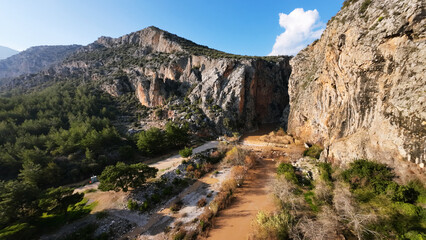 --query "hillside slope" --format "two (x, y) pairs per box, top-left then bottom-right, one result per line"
(288, 0), (425, 170)
(0, 45), (81, 80)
